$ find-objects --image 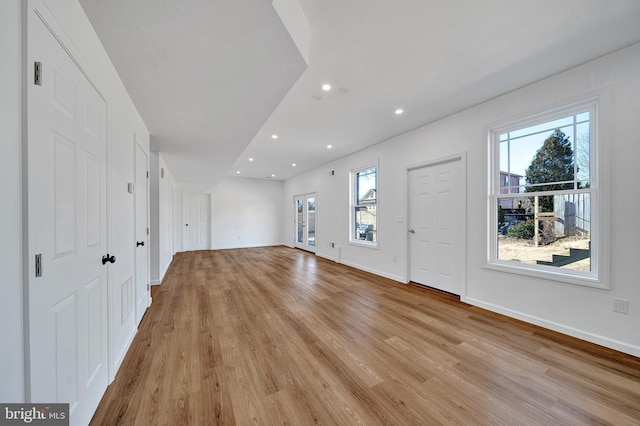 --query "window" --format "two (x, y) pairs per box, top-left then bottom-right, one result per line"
(489, 100), (601, 286)
(351, 165), (378, 246)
